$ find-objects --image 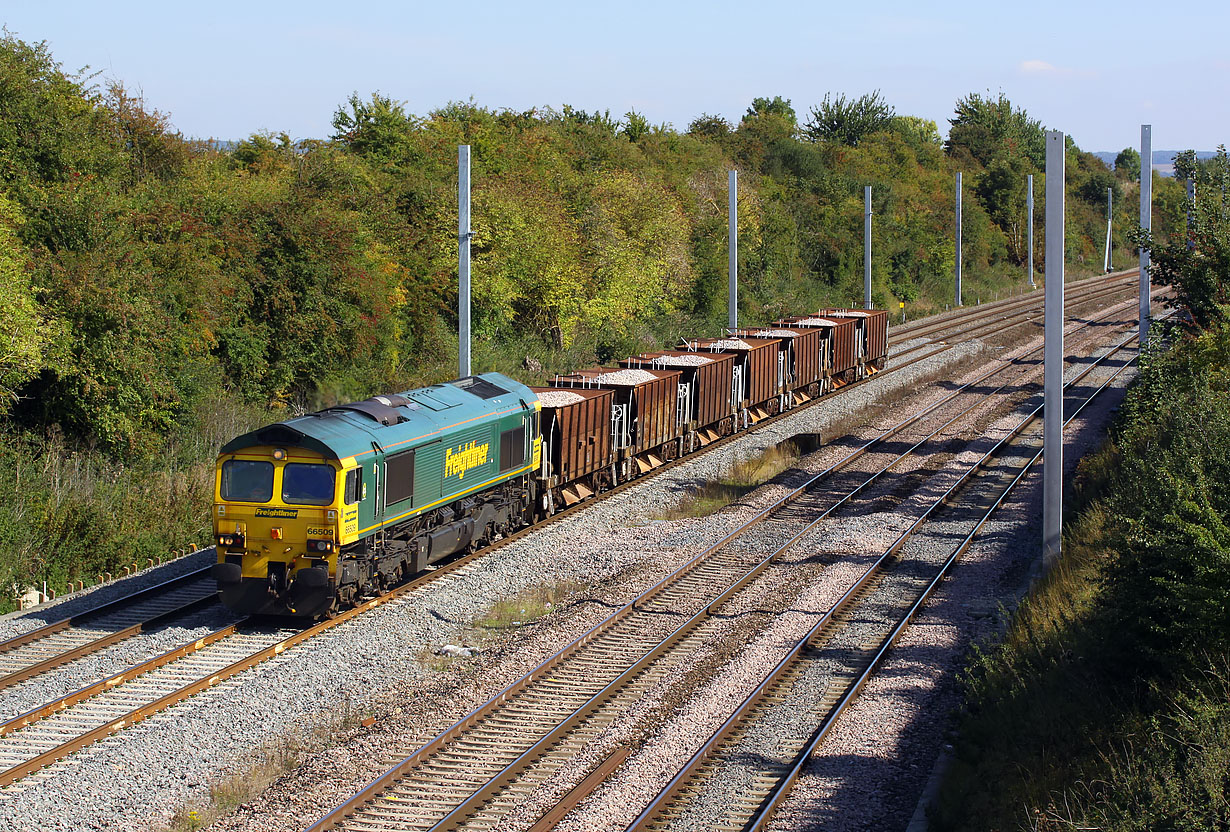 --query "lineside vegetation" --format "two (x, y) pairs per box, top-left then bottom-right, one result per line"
(934, 148), (1230, 830)
(0, 32), (1189, 608)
